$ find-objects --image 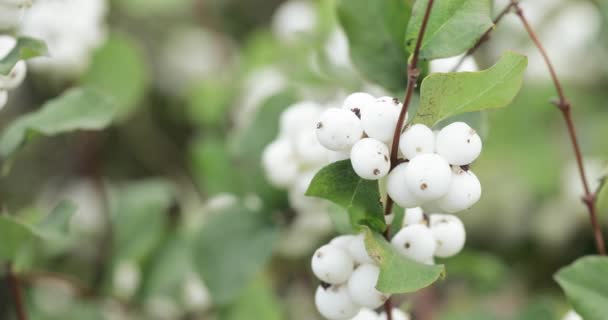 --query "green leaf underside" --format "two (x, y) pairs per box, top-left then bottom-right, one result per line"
(412, 52), (527, 127)
(306, 160), (386, 232)
(337, 0), (412, 92)
(195, 206), (279, 305)
(0, 36), (48, 75)
(363, 227), (445, 293)
(406, 0), (493, 60)
(0, 87), (115, 160)
(0, 202), (77, 260)
(555, 256), (608, 320)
